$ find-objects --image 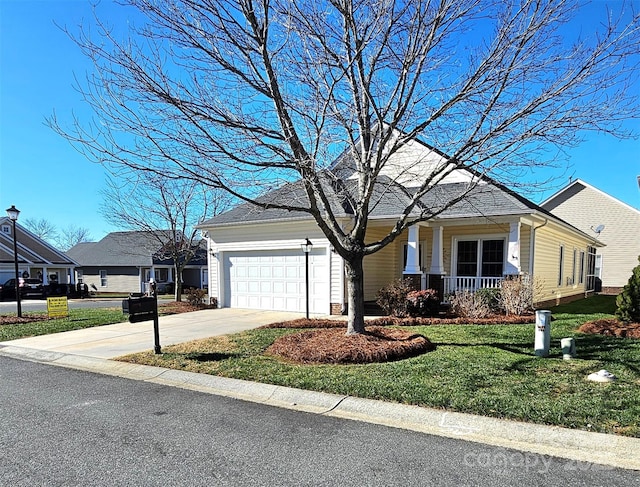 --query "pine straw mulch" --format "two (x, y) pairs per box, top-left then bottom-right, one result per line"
(158, 301), (217, 315)
(265, 326), (436, 365)
(578, 318), (640, 339)
(263, 315), (532, 364)
(261, 314), (535, 330)
(0, 313), (49, 326)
